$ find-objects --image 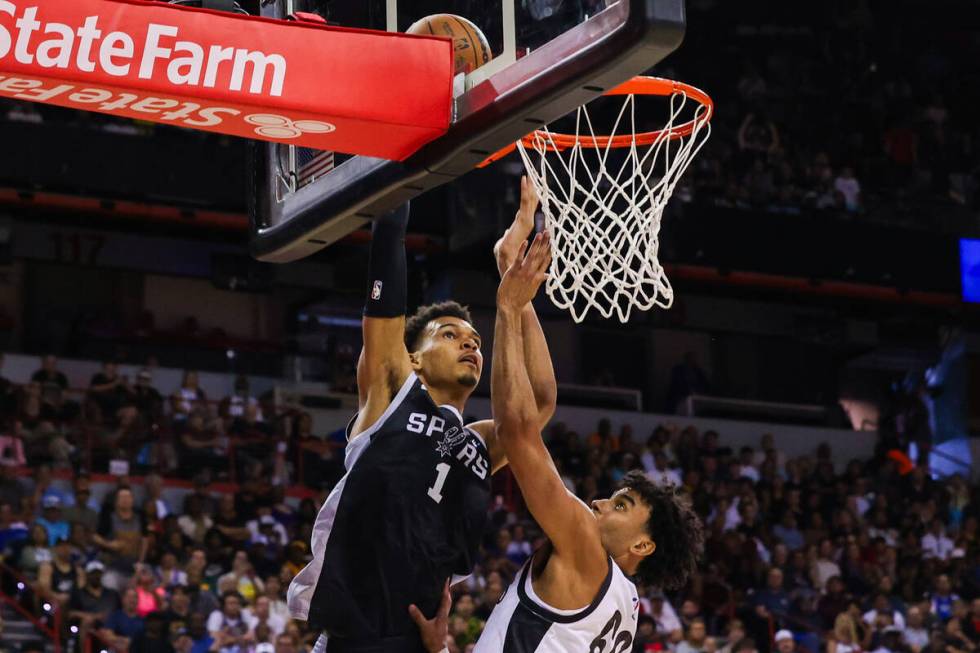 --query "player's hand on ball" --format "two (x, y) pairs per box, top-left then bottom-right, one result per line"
(497, 231), (551, 311)
(493, 176), (540, 276)
(409, 579), (452, 653)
